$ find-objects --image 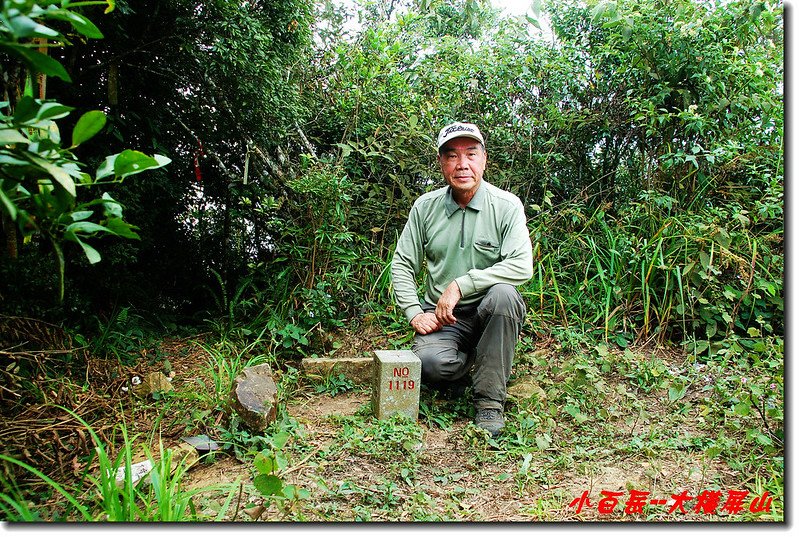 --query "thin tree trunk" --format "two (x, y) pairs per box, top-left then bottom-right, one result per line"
(2, 215), (17, 260)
